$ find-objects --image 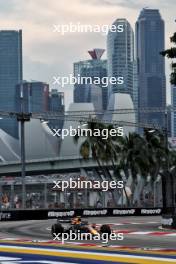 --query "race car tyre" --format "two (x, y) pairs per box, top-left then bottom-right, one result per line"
(99, 224), (111, 237)
(51, 223), (64, 237)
